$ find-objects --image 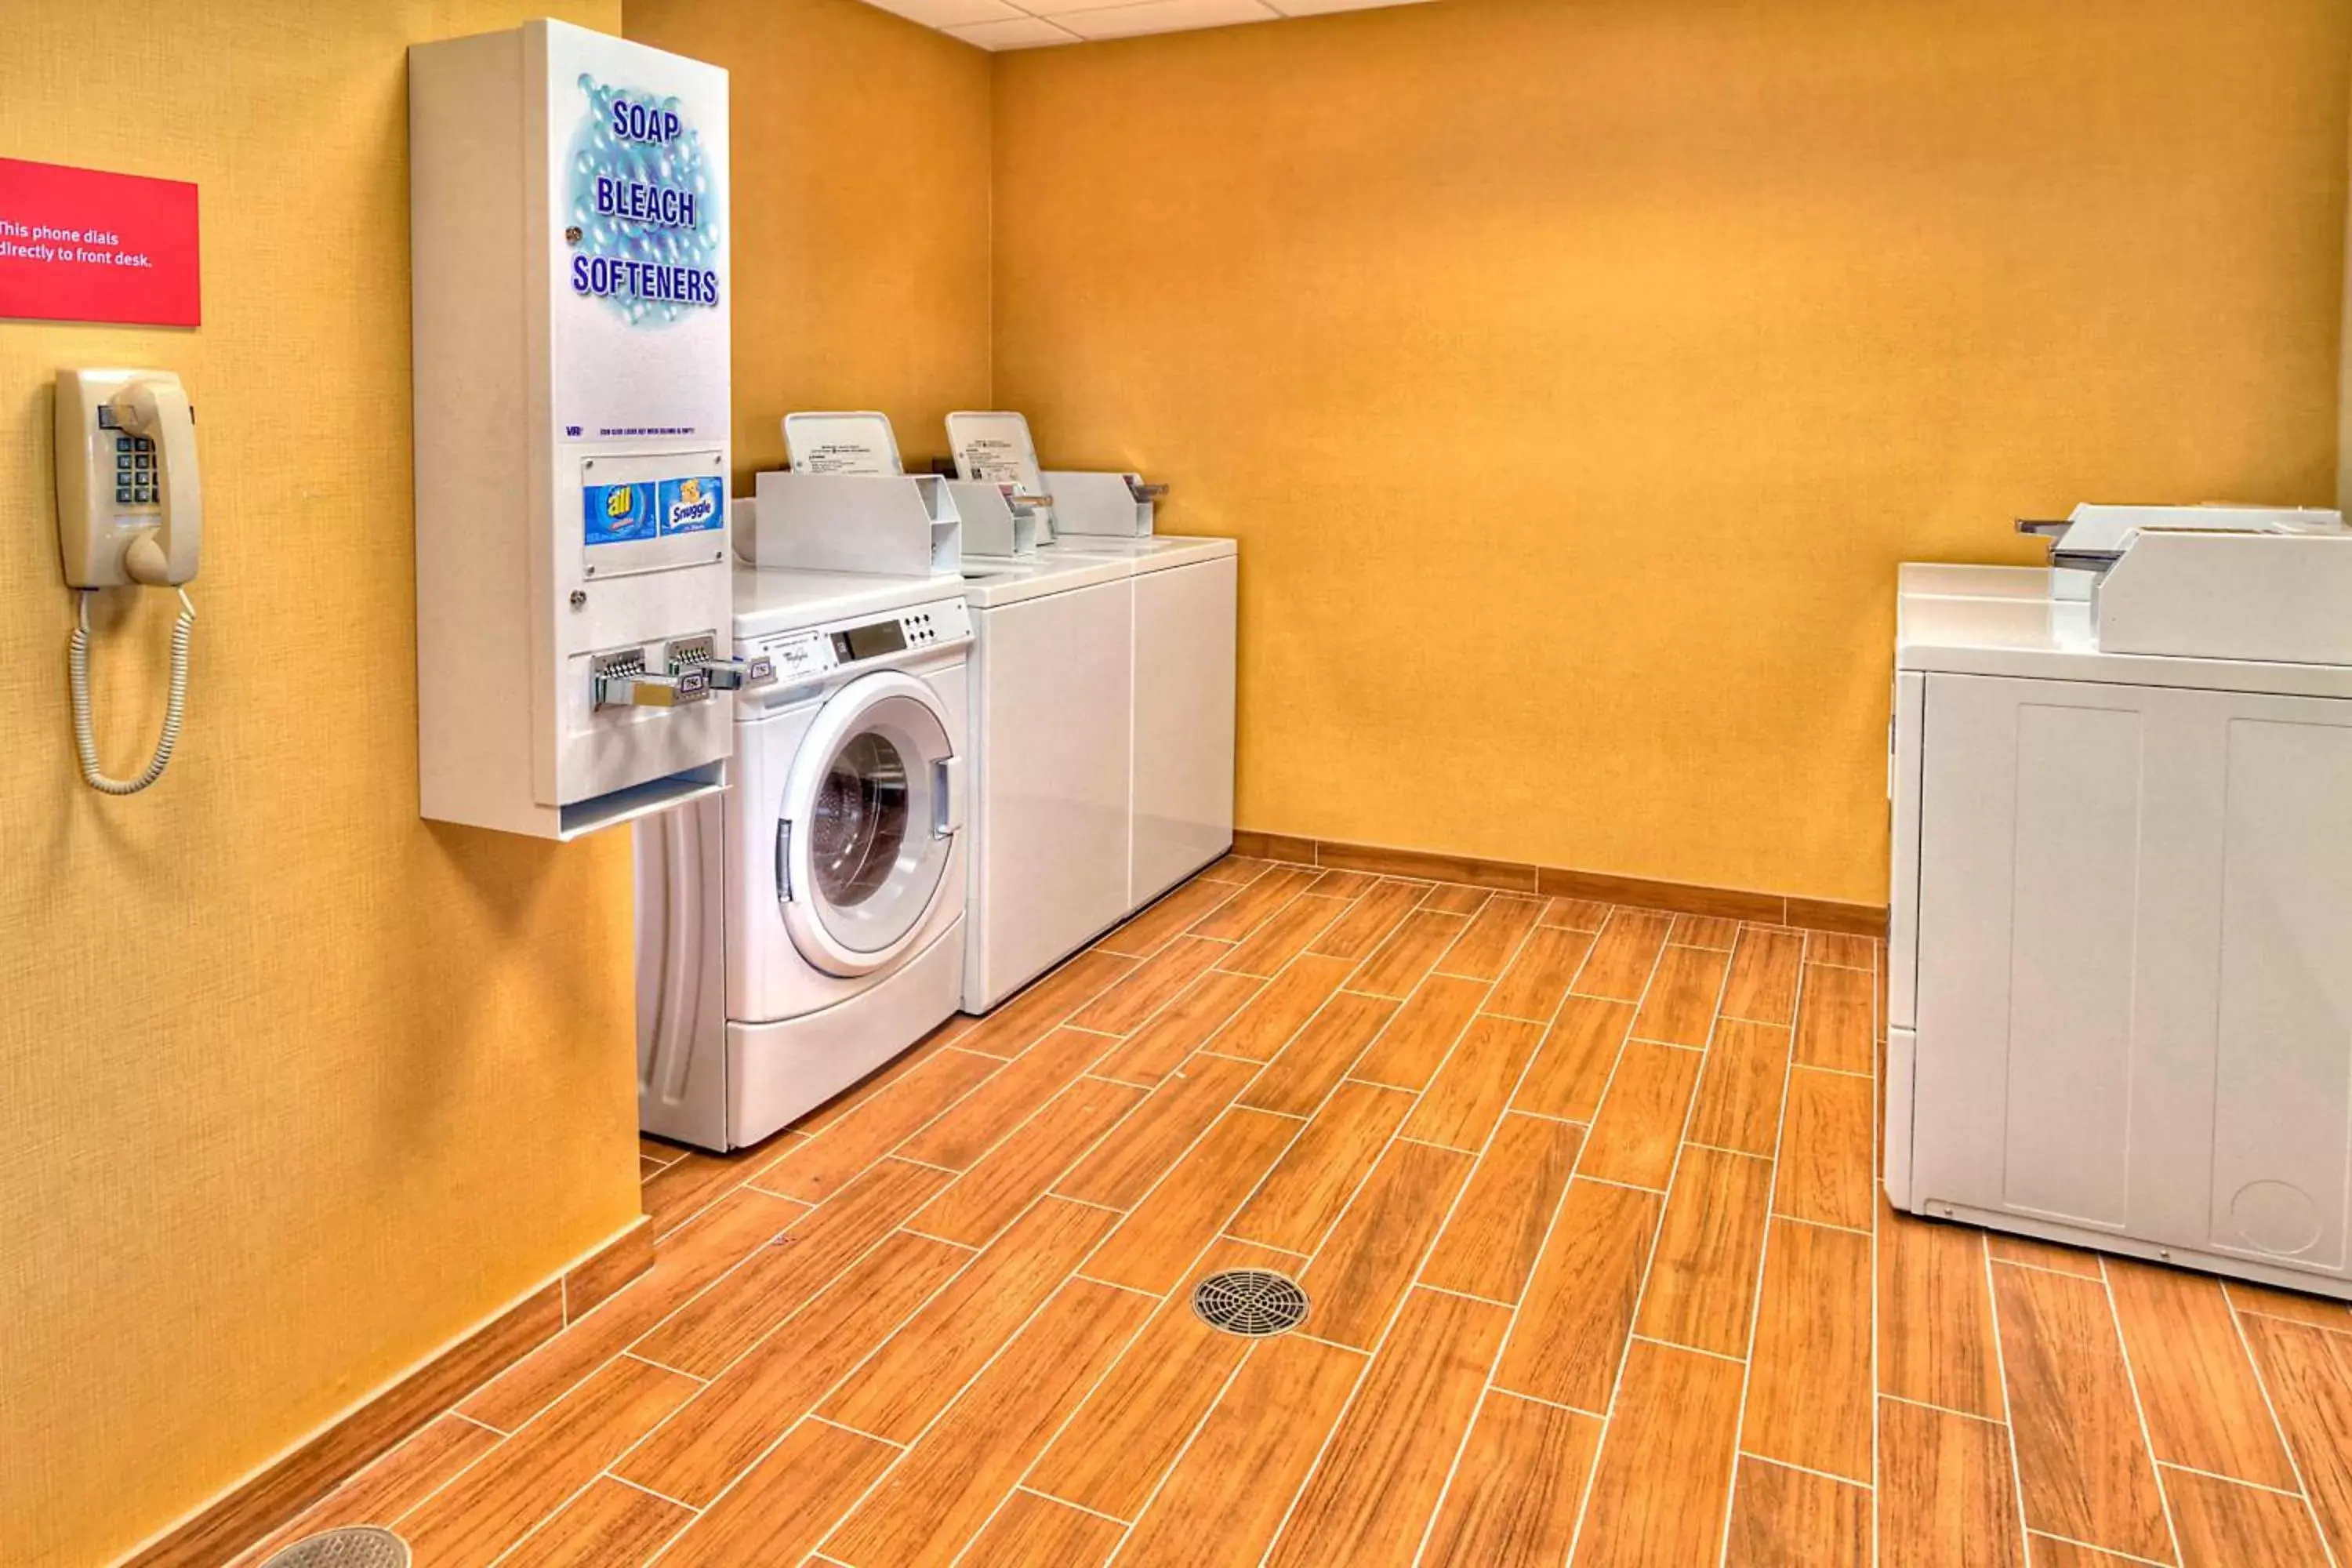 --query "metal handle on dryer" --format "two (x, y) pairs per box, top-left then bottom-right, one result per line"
(774, 818), (795, 904)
